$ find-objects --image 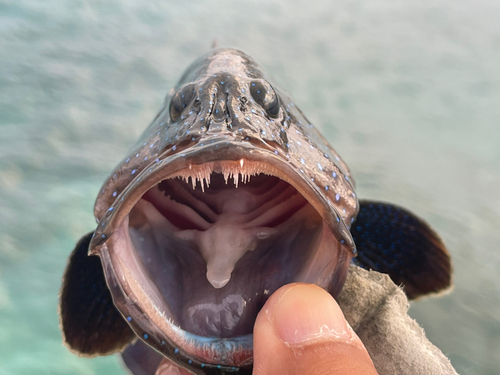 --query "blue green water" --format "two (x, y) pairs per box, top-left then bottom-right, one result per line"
(1, 0), (499, 374)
